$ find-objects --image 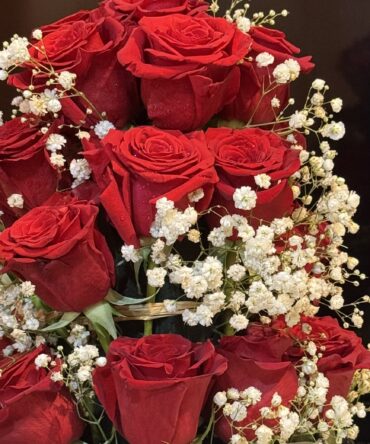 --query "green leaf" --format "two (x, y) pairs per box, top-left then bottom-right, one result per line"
(105, 288), (155, 306)
(31, 295), (51, 311)
(41, 311), (80, 332)
(83, 300), (117, 340)
(217, 119), (246, 129)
